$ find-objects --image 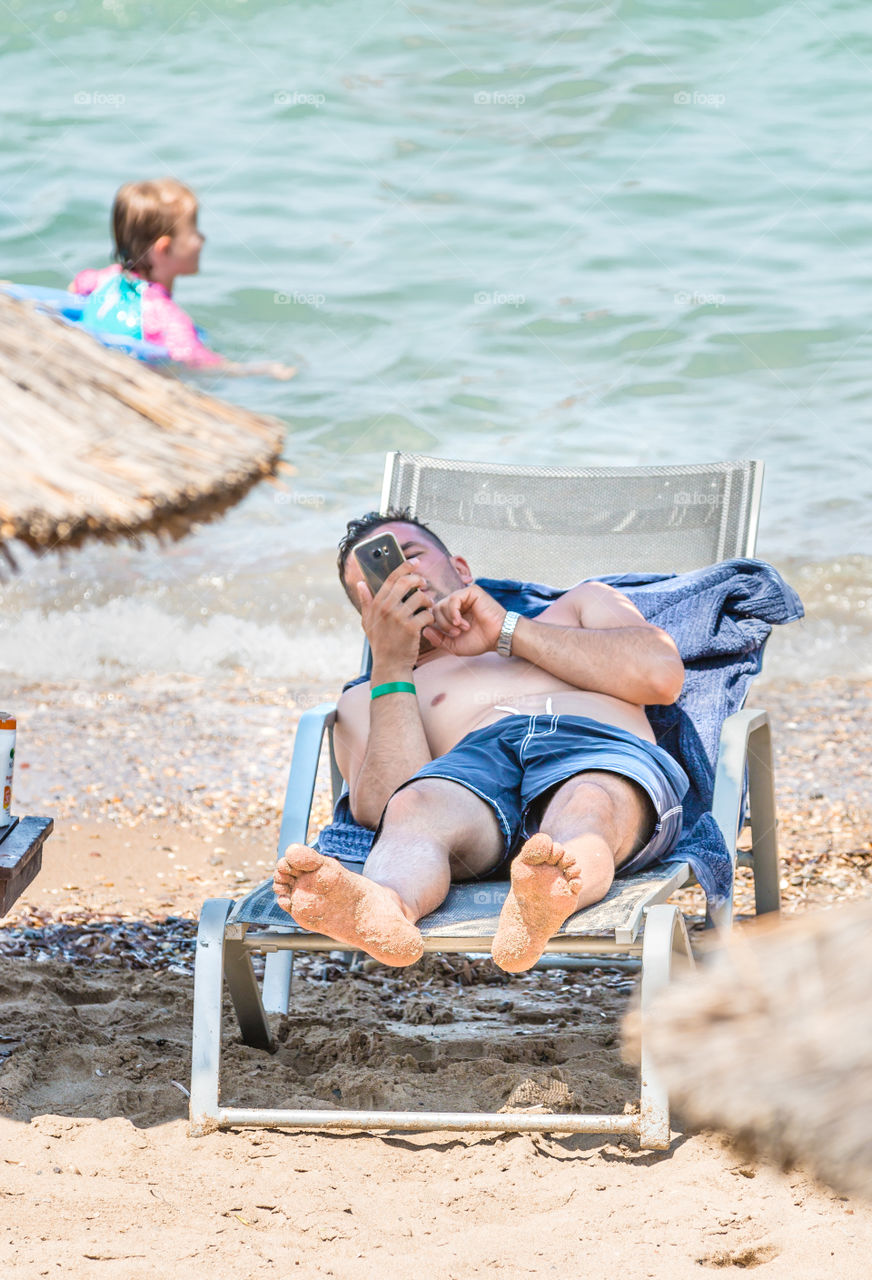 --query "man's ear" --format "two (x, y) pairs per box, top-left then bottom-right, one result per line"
(451, 555), (473, 585)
